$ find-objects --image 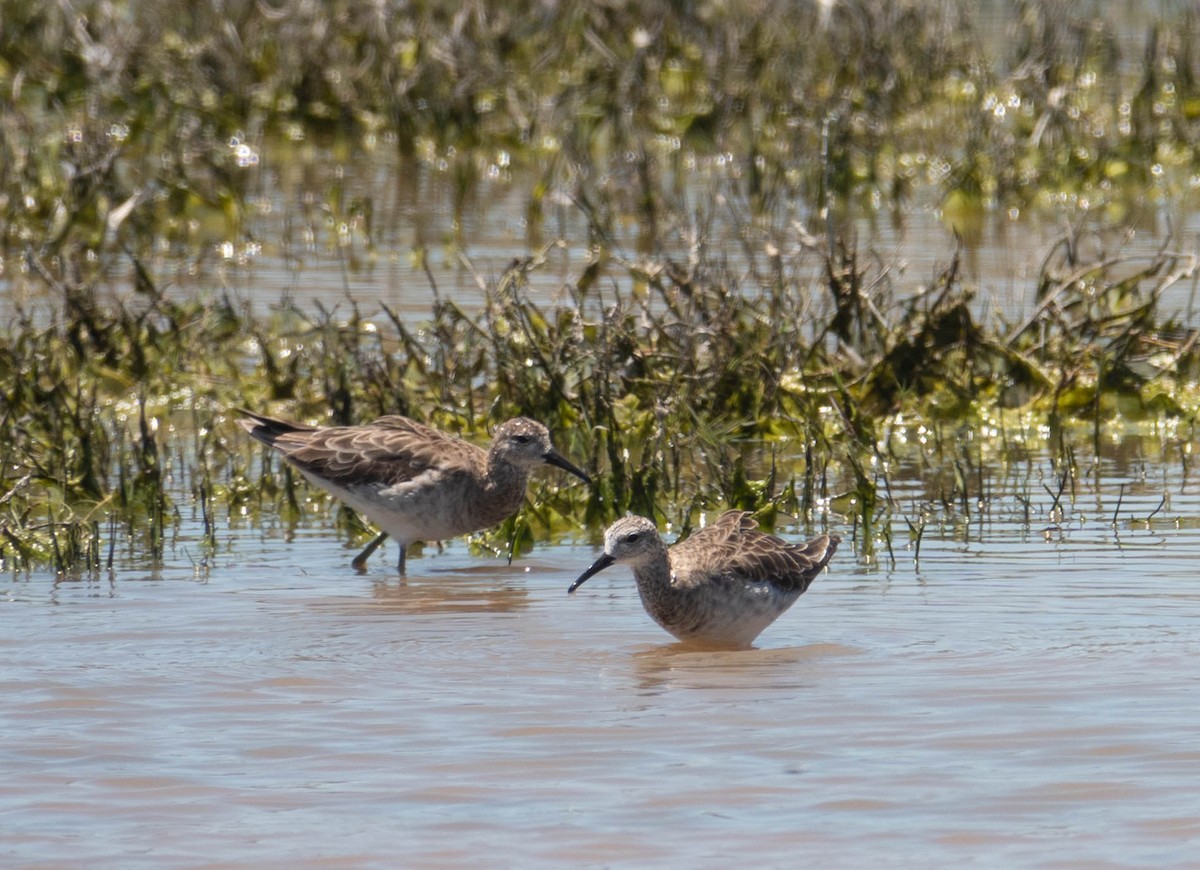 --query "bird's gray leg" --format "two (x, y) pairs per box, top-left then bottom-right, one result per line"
(351, 531), (389, 572)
